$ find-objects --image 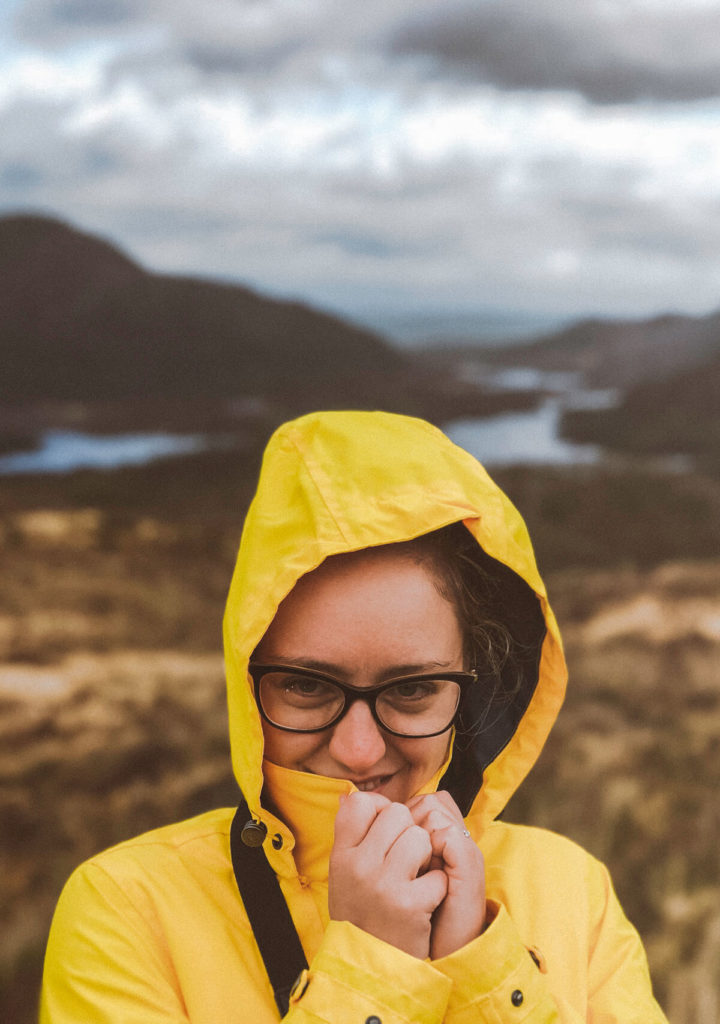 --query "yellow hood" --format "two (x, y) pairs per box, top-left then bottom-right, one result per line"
(222, 410), (567, 829)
